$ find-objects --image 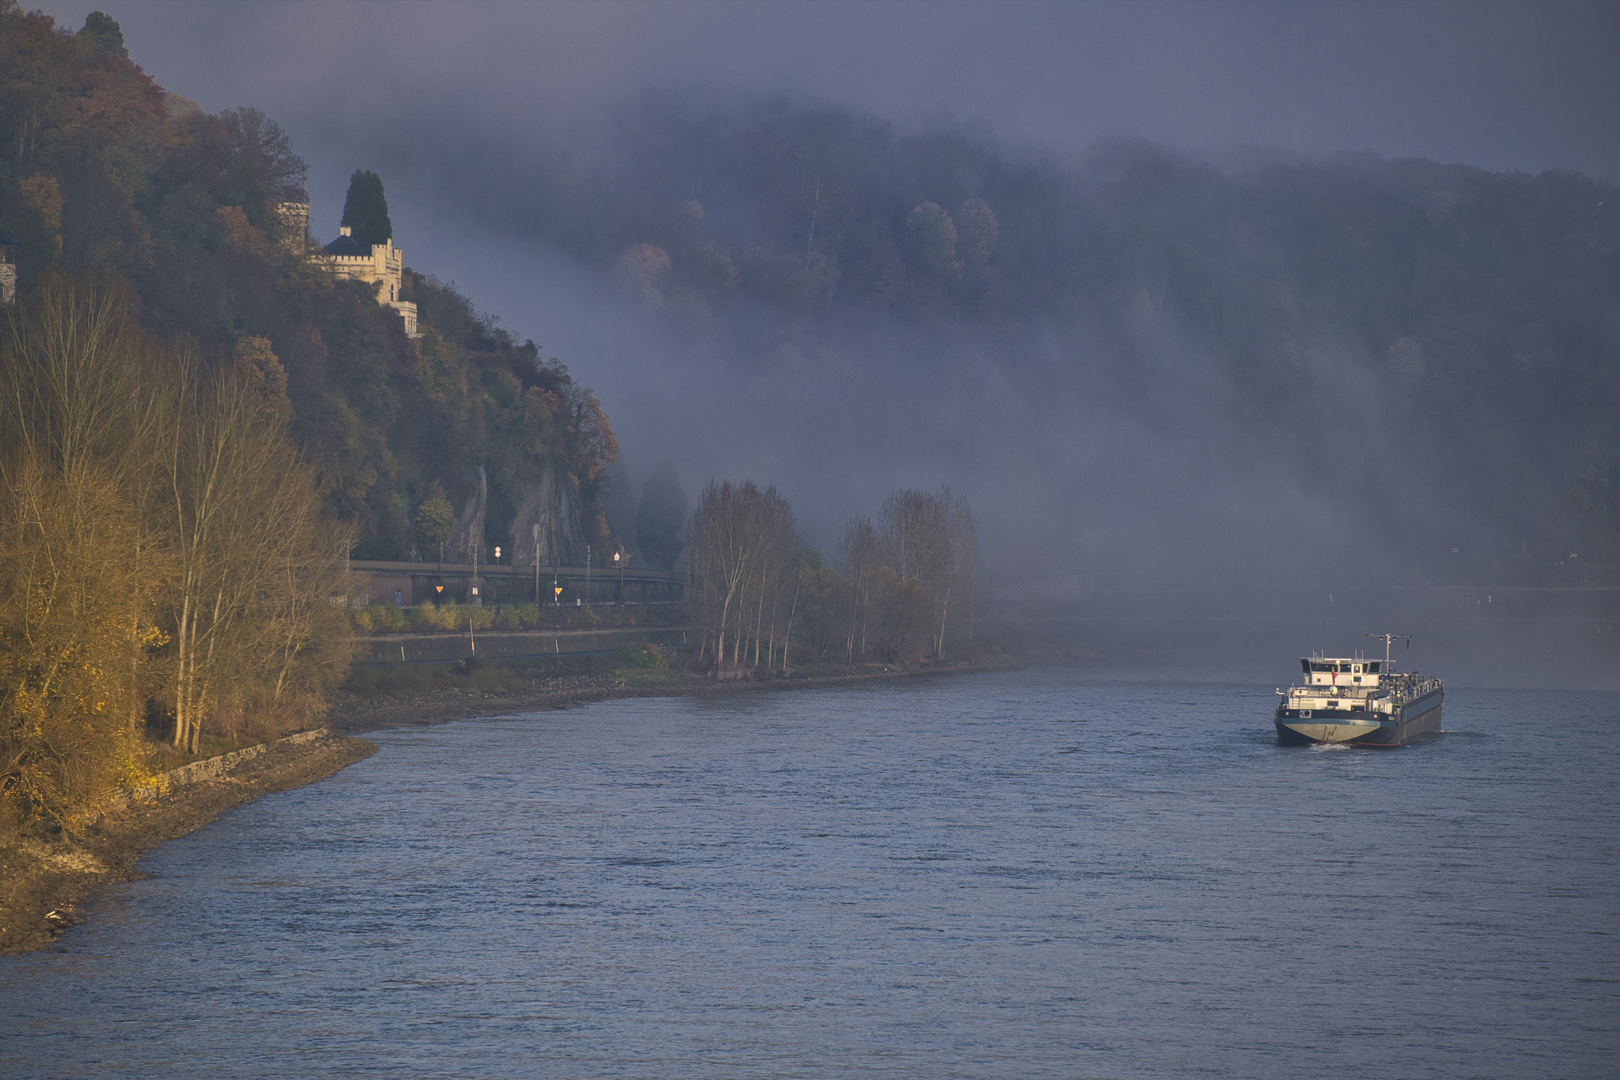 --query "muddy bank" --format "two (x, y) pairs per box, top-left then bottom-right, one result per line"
(0, 729), (376, 956)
